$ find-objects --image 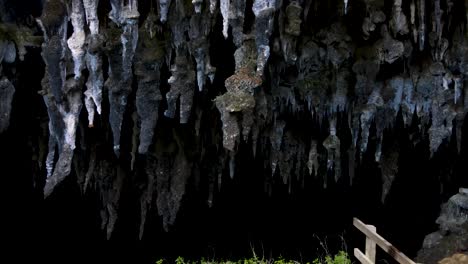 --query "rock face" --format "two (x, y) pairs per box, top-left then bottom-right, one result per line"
(438, 254), (468, 264)
(417, 189), (468, 264)
(0, 0), (468, 239)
